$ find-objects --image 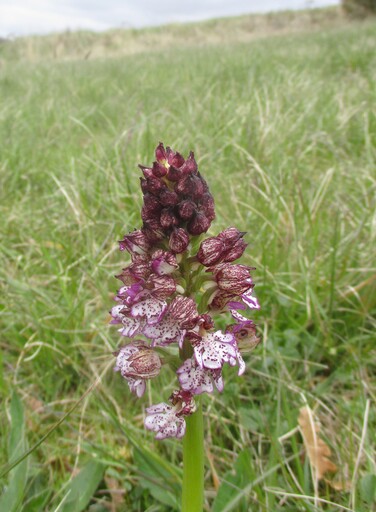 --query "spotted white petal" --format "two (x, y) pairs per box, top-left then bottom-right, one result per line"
(128, 378), (146, 397)
(131, 297), (167, 324)
(143, 314), (184, 346)
(177, 357), (225, 395)
(144, 403), (186, 440)
(118, 316), (141, 337)
(193, 330), (237, 371)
